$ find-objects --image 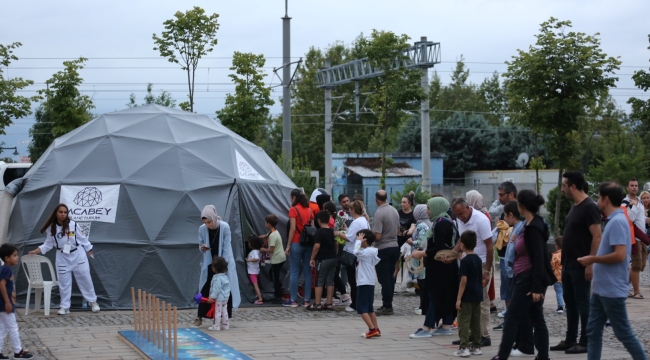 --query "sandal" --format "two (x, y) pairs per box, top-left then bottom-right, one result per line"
(306, 303), (318, 311)
(632, 293), (644, 299)
(322, 303), (334, 311)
